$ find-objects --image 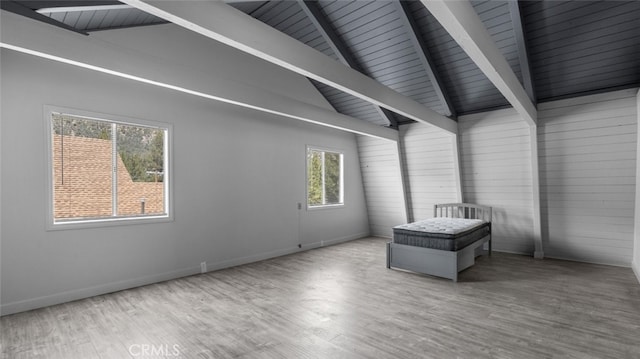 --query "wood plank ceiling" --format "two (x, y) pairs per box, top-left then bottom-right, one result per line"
(2, 0), (639, 128)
